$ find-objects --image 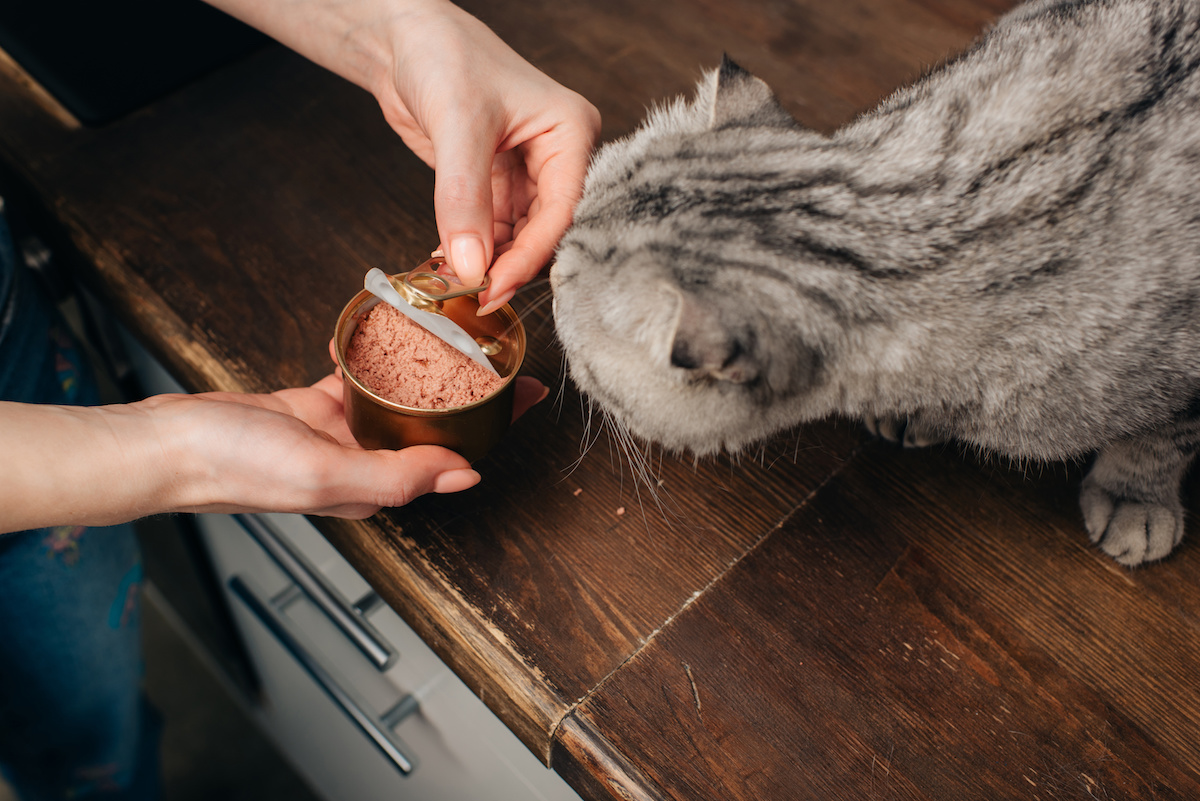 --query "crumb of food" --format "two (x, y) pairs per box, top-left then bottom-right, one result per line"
(573, 488), (583, 497)
(616, 507), (625, 516)
(346, 302), (503, 409)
